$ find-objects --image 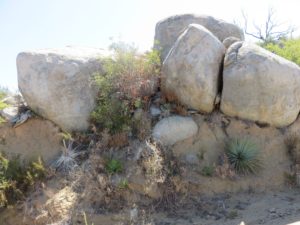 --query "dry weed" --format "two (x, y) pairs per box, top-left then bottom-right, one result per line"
(108, 132), (129, 148)
(215, 153), (236, 179)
